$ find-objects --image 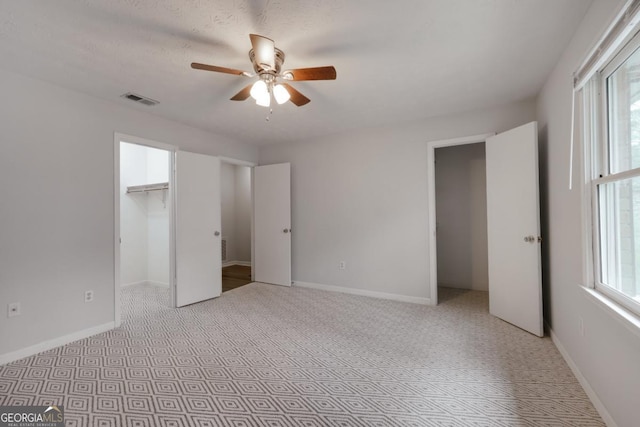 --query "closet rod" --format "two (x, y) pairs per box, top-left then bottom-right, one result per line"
(126, 182), (169, 194)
